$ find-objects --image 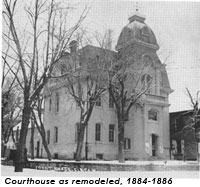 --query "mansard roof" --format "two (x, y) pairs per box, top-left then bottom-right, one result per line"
(116, 12), (159, 51)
